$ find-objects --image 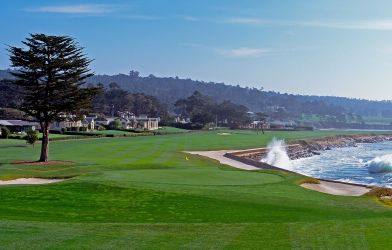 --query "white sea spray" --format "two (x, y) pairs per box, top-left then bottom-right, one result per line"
(260, 138), (291, 168)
